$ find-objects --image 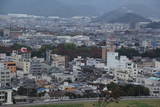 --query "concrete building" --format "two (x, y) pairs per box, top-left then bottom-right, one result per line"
(0, 89), (13, 105)
(4, 62), (17, 73)
(30, 57), (50, 80)
(114, 70), (130, 81)
(12, 48), (31, 62)
(22, 61), (31, 75)
(107, 52), (139, 81)
(45, 50), (52, 65)
(0, 54), (6, 60)
(102, 43), (116, 64)
(20, 51), (31, 61)
(107, 52), (119, 68)
(145, 77), (160, 97)
(0, 63), (11, 88)
(107, 52), (137, 70)
(51, 54), (66, 69)
(102, 46), (108, 63)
